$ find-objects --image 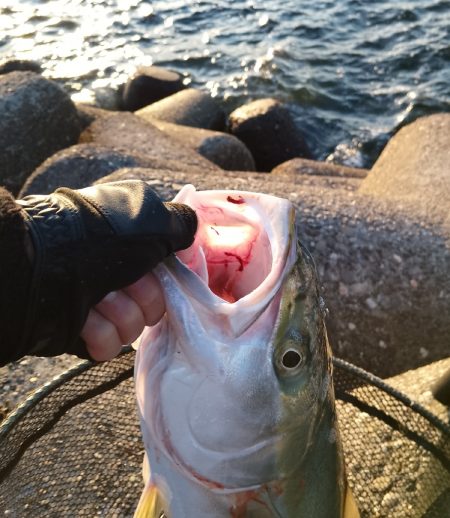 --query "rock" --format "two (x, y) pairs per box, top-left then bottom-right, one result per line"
(96, 166), (450, 379)
(72, 85), (124, 111)
(272, 158), (368, 178)
(122, 66), (185, 112)
(148, 119), (256, 171)
(136, 88), (225, 131)
(228, 98), (312, 172)
(0, 59), (42, 75)
(95, 167), (186, 187)
(359, 114), (450, 229)
(19, 144), (202, 196)
(0, 72), (81, 195)
(80, 111), (219, 172)
(76, 103), (112, 131)
(92, 85), (123, 111)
